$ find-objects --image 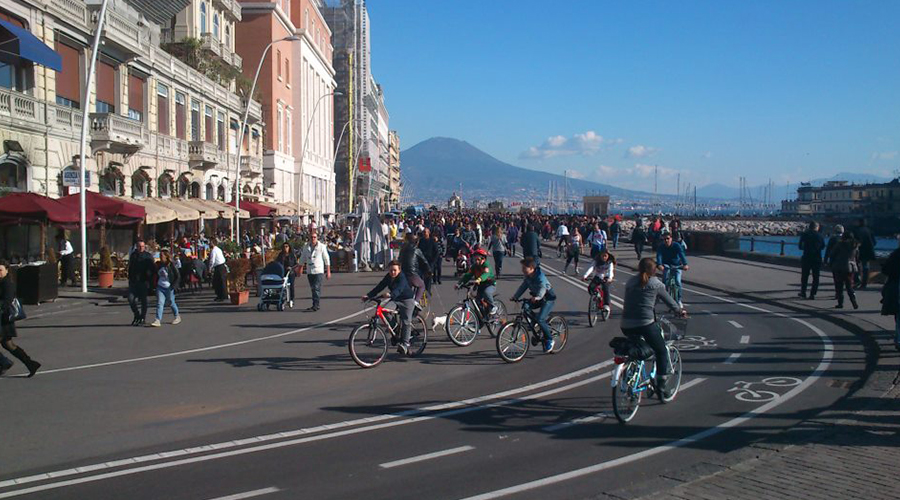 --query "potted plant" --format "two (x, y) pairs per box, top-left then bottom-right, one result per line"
(98, 246), (114, 288)
(226, 257), (251, 305)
